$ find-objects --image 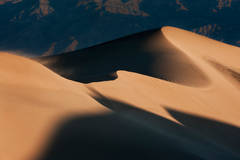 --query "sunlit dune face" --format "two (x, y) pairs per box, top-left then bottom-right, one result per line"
(0, 52), (110, 160)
